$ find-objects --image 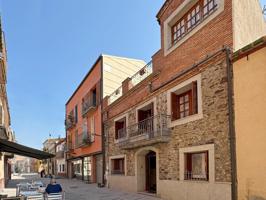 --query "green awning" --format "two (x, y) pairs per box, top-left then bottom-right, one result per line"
(0, 138), (54, 159)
